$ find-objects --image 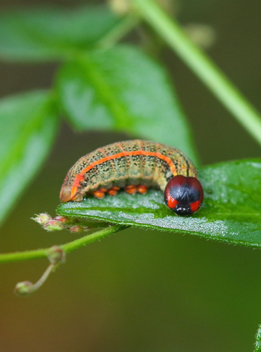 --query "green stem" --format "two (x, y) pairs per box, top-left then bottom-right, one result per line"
(131, 0), (261, 145)
(0, 225), (128, 264)
(97, 13), (139, 49)
(61, 225), (128, 253)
